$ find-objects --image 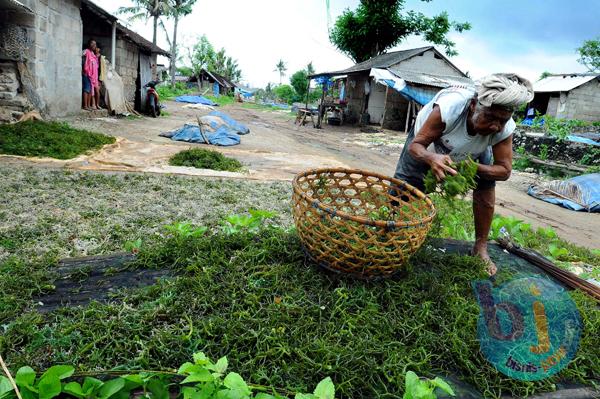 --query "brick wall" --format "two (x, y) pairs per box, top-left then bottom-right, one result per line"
(115, 38), (139, 103)
(4, 0), (84, 117)
(559, 80), (600, 122)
